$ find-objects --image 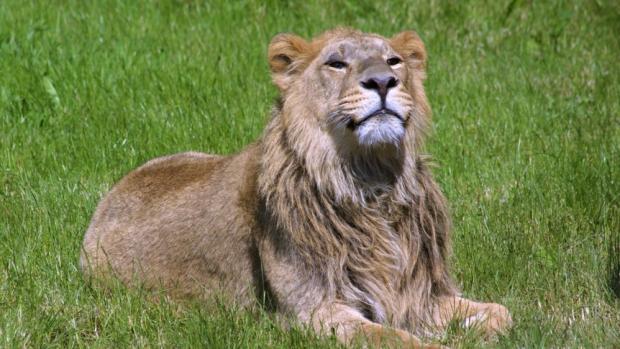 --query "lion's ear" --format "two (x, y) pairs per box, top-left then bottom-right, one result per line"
(268, 33), (310, 91)
(390, 31), (427, 73)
